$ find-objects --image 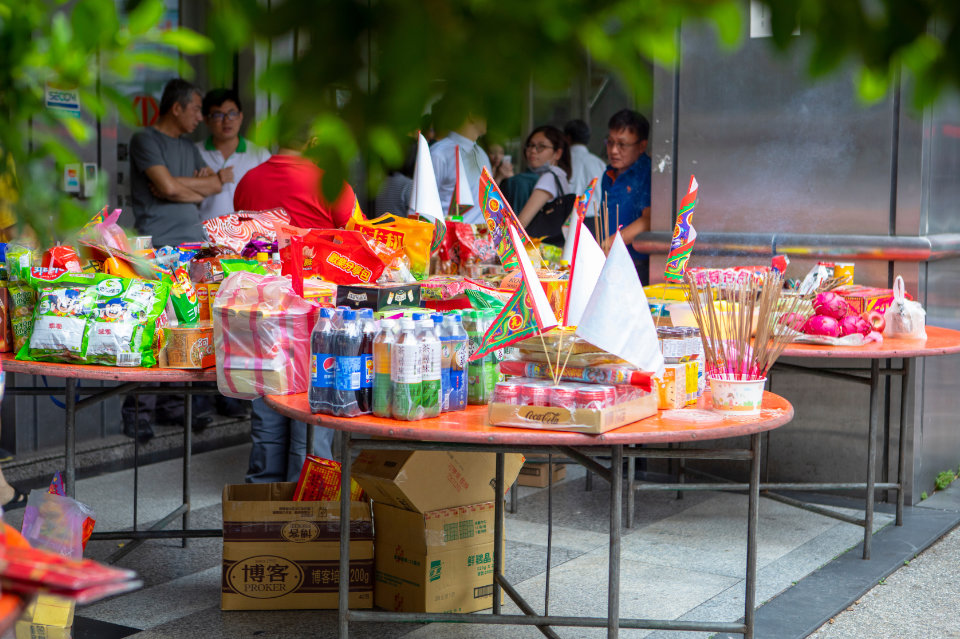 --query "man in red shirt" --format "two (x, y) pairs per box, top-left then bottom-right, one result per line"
(233, 137), (357, 229)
